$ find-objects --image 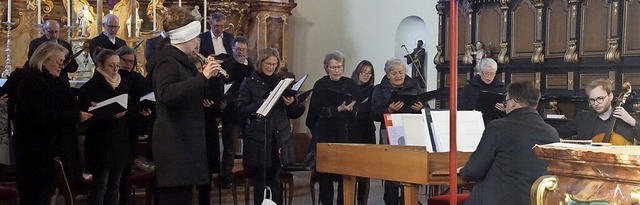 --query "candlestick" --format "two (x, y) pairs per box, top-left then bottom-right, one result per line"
(203, 0), (207, 32)
(67, 0), (71, 26)
(153, 0), (157, 31)
(178, 0), (182, 7)
(7, 0), (11, 23)
(3, 22), (15, 78)
(37, 0), (41, 24)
